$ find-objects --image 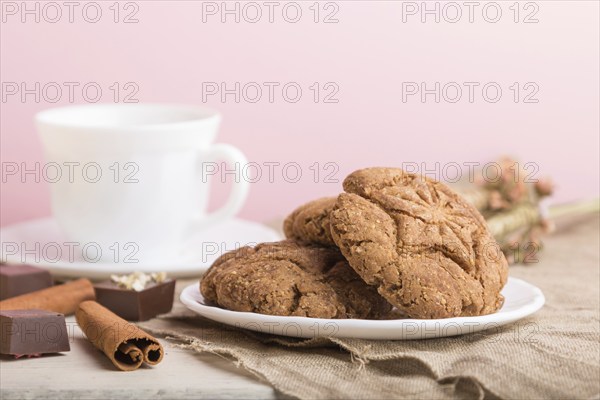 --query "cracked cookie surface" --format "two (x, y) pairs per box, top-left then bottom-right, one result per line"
(330, 168), (509, 319)
(284, 197), (337, 246)
(200, 241), (392, 319)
